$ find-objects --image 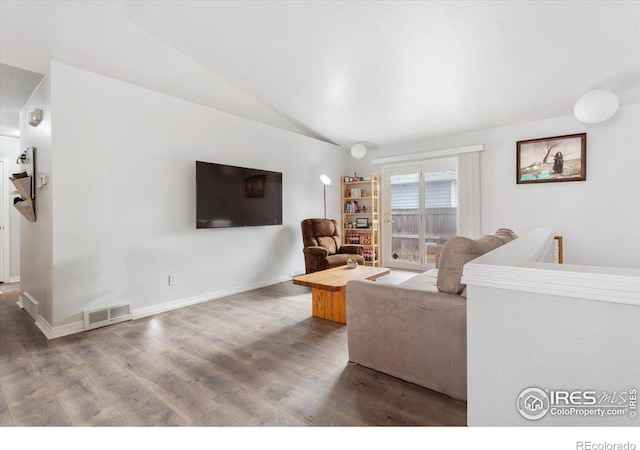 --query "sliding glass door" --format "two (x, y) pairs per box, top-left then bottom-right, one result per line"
(383, 165), (423, 270)
(382, 157), (458, 271)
